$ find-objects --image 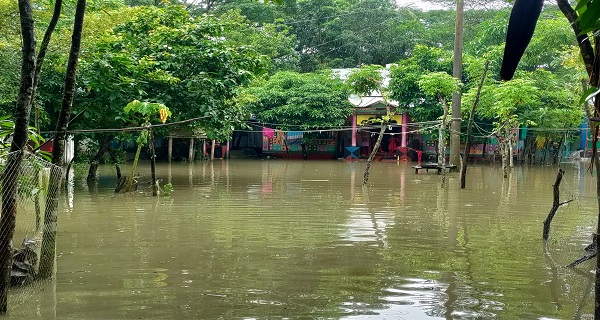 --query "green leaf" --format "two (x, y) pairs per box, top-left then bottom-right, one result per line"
(576, 0), (592, 11)
(579, 86), (600, 105)
(578, 0), (600, 33)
